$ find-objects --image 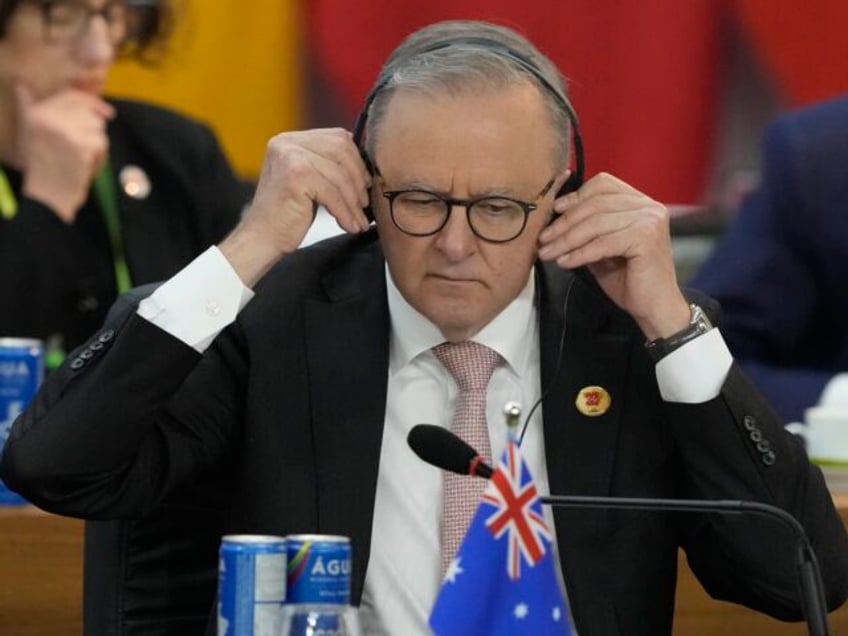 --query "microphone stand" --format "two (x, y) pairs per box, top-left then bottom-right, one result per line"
(540, 495), (830, 636)
(405, 420), (831, 635)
